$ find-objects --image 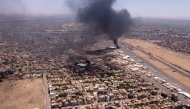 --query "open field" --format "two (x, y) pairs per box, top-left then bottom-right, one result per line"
(123, 39), (190, 87)
(0, 79), (45, 109)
